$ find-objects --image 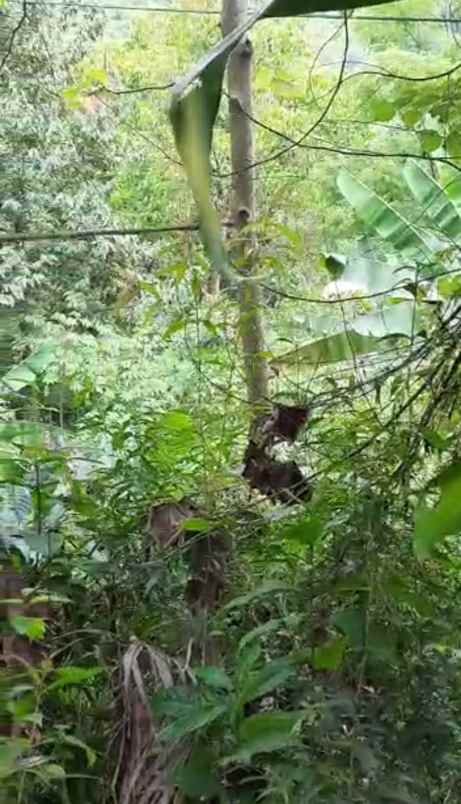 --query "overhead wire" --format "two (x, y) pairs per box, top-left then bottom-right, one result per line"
(4, 0), (461, 25)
